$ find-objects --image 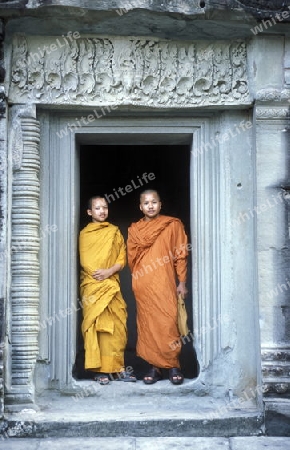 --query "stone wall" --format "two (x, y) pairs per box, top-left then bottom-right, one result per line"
(1, 1), (290, 41)
(0, 0), (290, 430)
(0, 17), (6, 422)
